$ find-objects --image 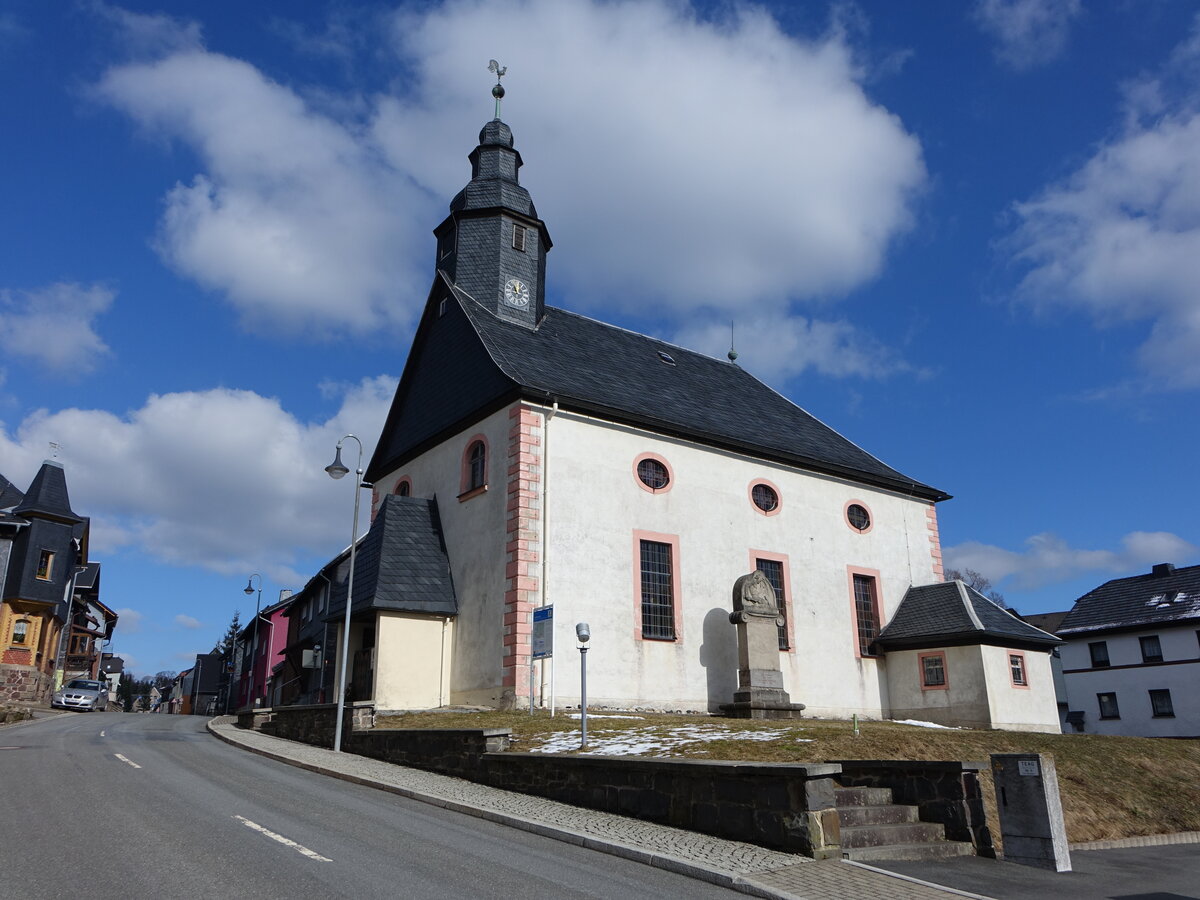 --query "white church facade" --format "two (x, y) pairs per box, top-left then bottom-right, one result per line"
(296, 105), (1061, 733)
